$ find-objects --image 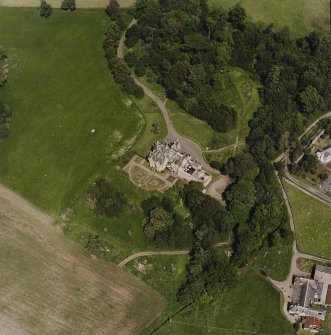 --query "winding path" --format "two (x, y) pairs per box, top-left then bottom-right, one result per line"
(118, 242), (230, 267)
(118, 21), (331, 325)
(298, 111), (331, 140)
(118, 19), (219, 175)
(267, 173), (331, 323)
